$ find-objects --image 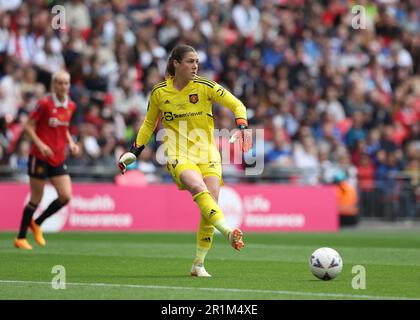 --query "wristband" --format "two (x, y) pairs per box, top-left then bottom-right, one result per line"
(129, 144), (145, 158)
(235, 118), (248, 128)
